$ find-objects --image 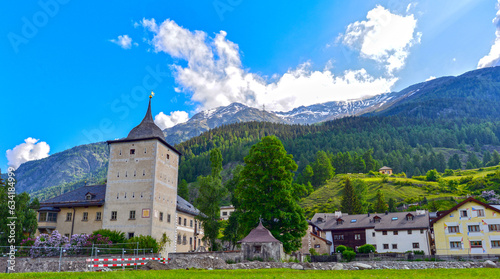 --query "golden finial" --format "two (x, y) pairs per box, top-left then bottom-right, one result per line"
(149, 90), (155, 99)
